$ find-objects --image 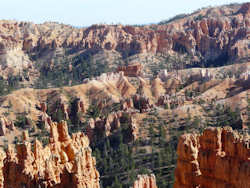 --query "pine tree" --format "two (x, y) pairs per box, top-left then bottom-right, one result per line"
(112, 176), (122, 188)
(129, 168), (136, 185)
